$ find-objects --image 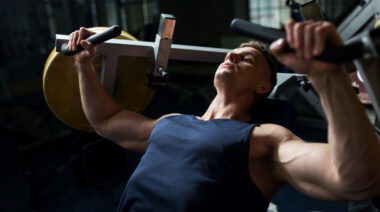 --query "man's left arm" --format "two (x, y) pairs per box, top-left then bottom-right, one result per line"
(270, 20), (380, 200)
